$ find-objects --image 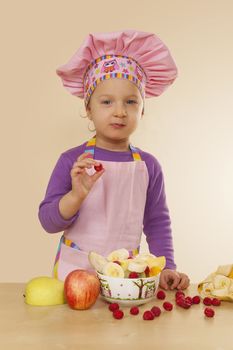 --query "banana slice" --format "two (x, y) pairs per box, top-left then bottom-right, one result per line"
(147, 256), (166, 270)
(102, 262), (125, 278)
(216, 264), (232, 277)
(120, 259), (130, 271)
(128, 259), (147, 273)
(135, 253), (156, 262)
(202, 282), (214, 294)
(88, 251), (107, 273)
(213, 275), (231, 290)
(107, 248), (129, 262)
